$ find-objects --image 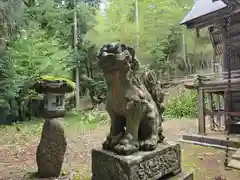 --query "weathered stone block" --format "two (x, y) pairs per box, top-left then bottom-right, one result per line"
(164, 171), (193, 180)
(228, 159), (240, 170)
(92, 142), (181, 180)
(232, 148), (240, 160)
